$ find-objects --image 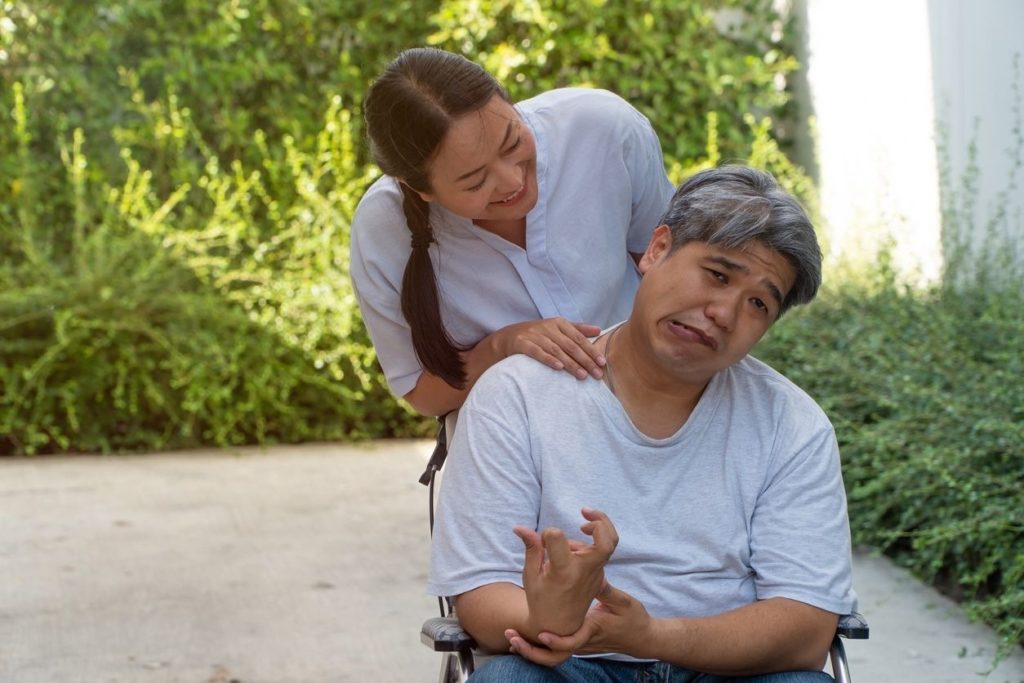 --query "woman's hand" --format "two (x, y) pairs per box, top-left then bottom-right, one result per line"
(492, 318), (605, 379)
